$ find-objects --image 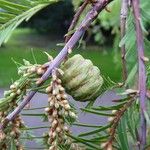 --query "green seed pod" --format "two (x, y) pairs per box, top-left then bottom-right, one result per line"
(60, 54), (103, 102)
